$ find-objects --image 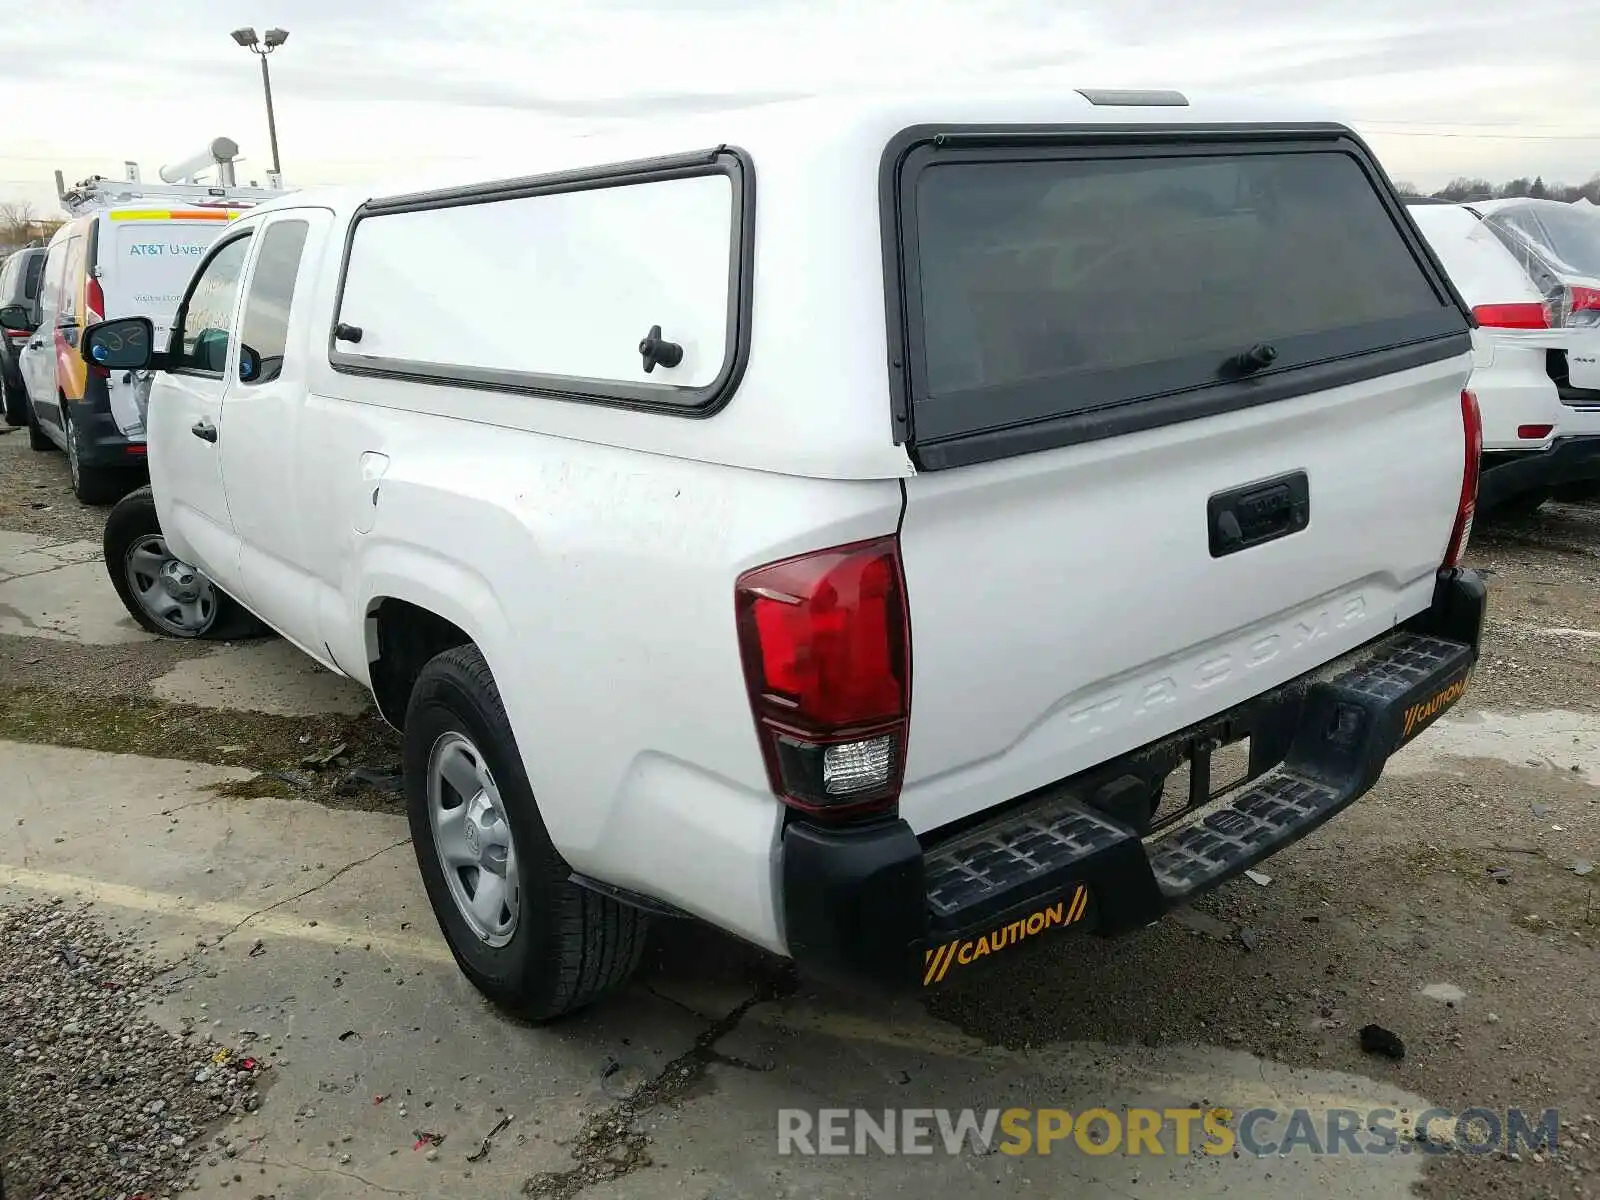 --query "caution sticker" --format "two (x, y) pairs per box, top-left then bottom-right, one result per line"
(1399, 672), (1470, 743)
(923, 885), (1089, 986)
